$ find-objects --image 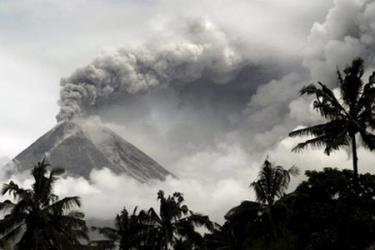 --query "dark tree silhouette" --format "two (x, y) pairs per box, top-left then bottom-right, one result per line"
(0, 160), (88, 250)
(249, 159), (297, 247)
(205, 164), (375, 249)
(204, 222), (242, 250)
(205, 159), (298, 249)
(250, 158), (298, 207)
(289, 58), (375, 182)
(92, 191), (213, 250)
(147, 190), (214, 250)
(290, 168), (375, 250)
(91, 207), (150, 250)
